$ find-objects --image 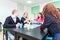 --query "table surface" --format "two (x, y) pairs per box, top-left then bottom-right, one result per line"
(4, 24), (47, 40)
